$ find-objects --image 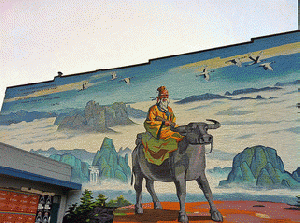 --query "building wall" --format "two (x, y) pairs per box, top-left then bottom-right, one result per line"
(0, 142), (71, 182)
(0, 176), (70, 223)
(0, 142), (81, 223)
